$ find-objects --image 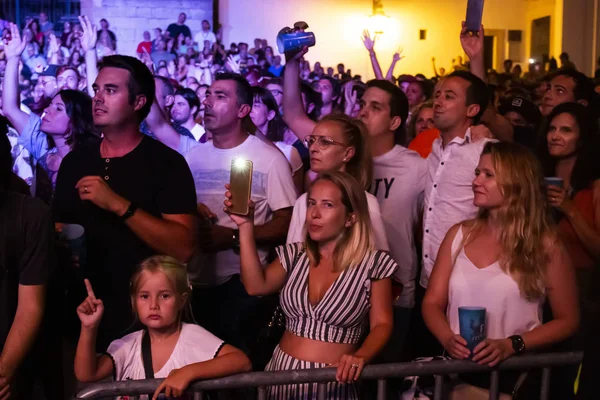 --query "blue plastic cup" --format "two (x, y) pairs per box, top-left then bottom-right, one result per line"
(59, 224), (87, 269)
(544, 177), (564, 189)
(458, 307), (487, 353)
(276, 31), (316, 54)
